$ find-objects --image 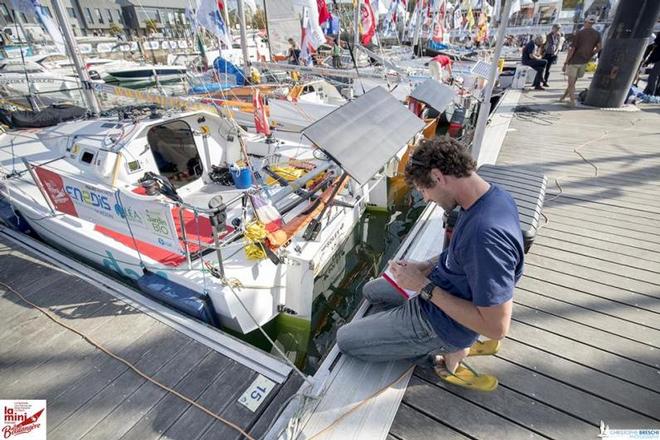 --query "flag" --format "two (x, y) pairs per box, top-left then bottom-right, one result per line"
(465, 4), (474, 29)
(360, 0), (376, 45)
(196, 0), (232, 49)
(300, 5), (325, 64)
(453, 7), (462, 29)
(317, 0), (331, 24)
(11, 0), (65, 53)
(253, 89), (271, 136)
